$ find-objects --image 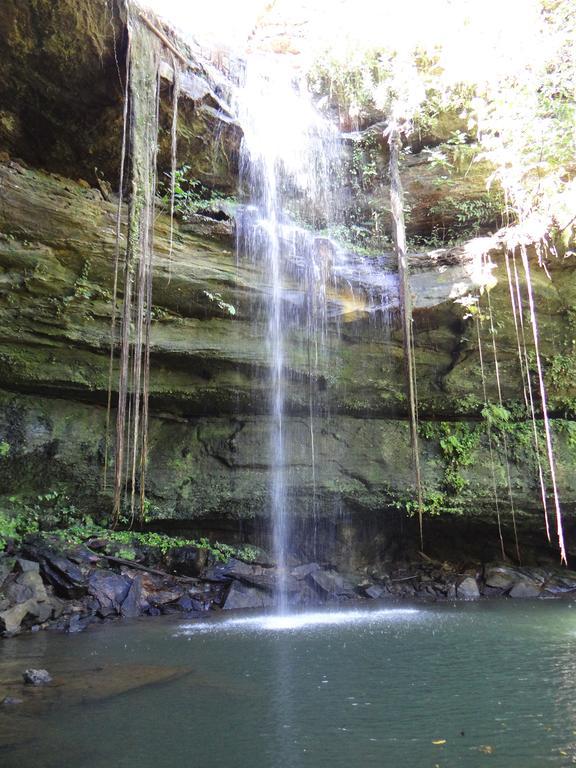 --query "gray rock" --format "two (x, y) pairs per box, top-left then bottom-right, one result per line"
(1, 697), (23, 706)
(166, 545), (210, 578)
(23, 668), (52, 686)
(0, 556), (15, 587)
(484, 565), (519, 591)
(66, 545), (100, 566)
(146, 587), (185, 608)
(309, 569), (357, 599)
(0, 599), (39, 634)
(365, 584), (386, 599)
(16, 558), (40, 573)
(509, 581), (541, 598)
(387, 580), (418, 597)
(542, 572), (576, 595)
(32, 600), (54, 624)
(40, 552), (87, 599)
(291, 583), (321, 606)
(121, 576), (143, 618)
(204, 558), (258, 582)
(456, 576), (480, 600)
(291, 563), (321, 579)
(222, 580), (274, 610)
(12, 570), (48, 602)
(4, 581), (33, 604)
(88, 570), (130, 616)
